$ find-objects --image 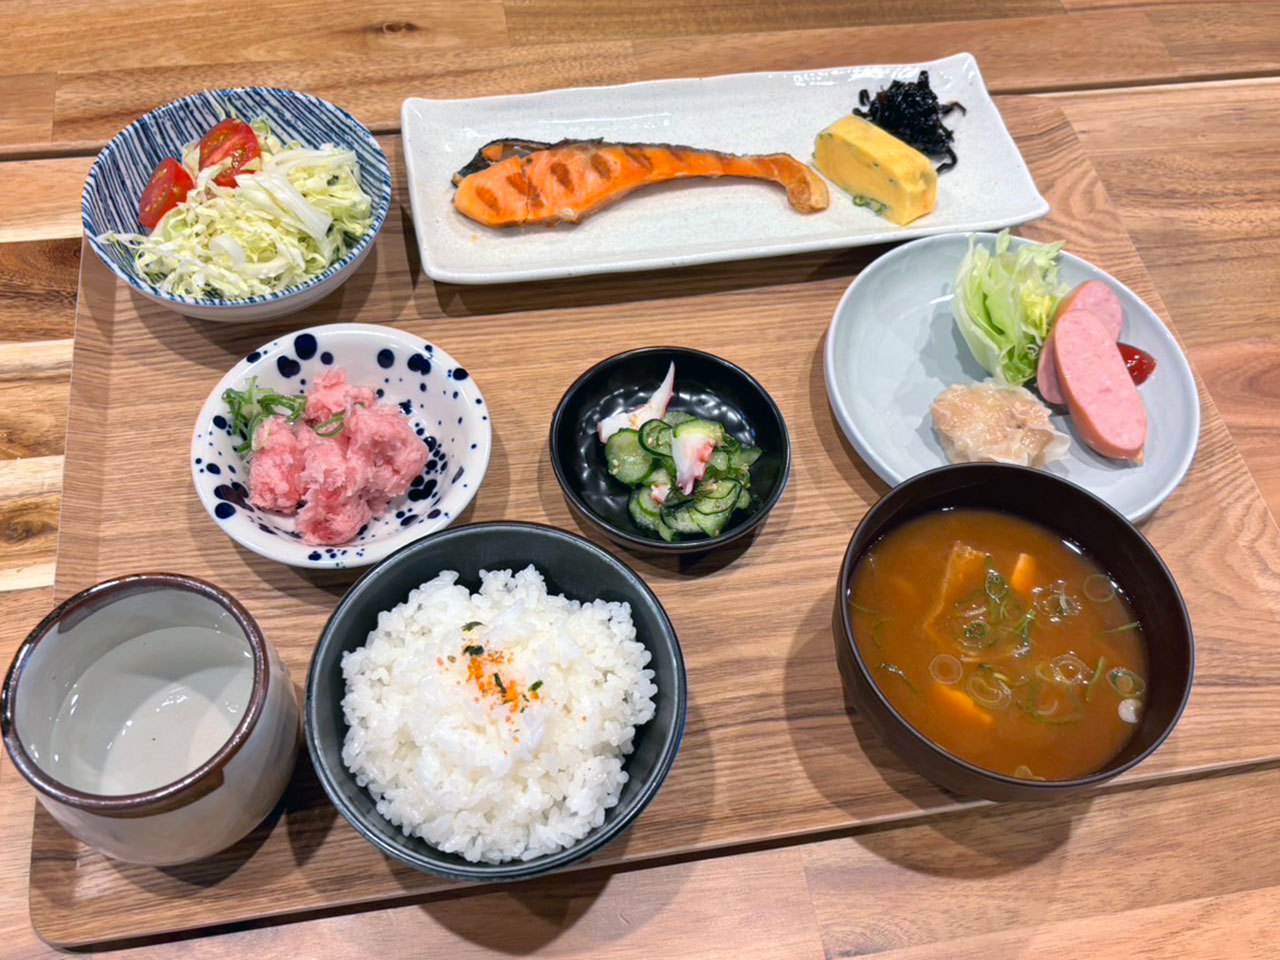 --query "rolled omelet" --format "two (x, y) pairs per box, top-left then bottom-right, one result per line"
(814, 115), (937, 225)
